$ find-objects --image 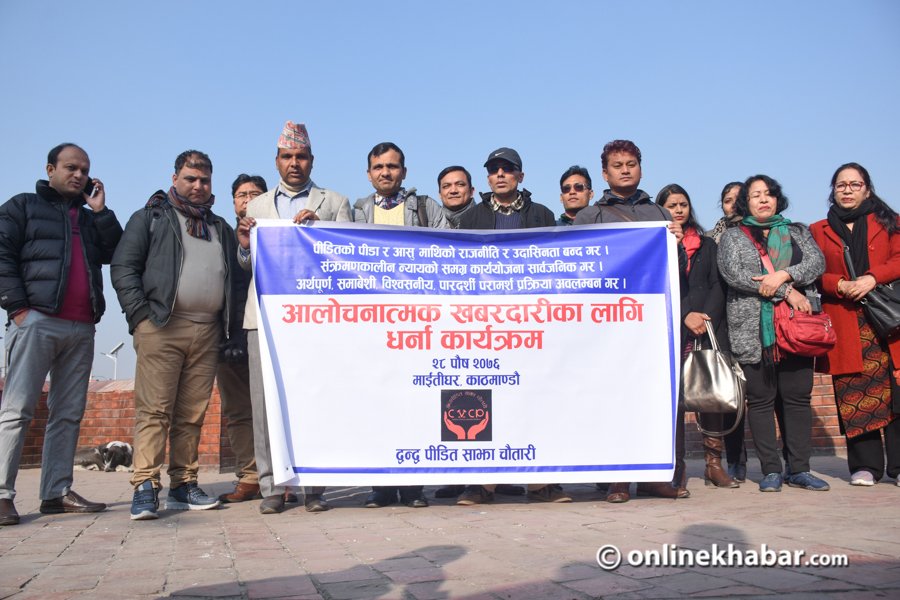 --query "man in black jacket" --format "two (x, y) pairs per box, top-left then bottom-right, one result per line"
(453, 148), (565, 505)
(0, 143), (122, 526)
(459, 147), (555, 230)
(112, 150), (240, 520)
(216, 174), (265, 504)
